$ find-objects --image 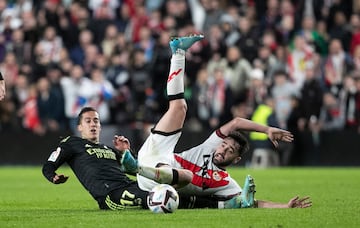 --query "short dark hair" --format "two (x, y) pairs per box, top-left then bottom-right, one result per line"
(227, 130), (249, 156)
(77, 107), (97, 125)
